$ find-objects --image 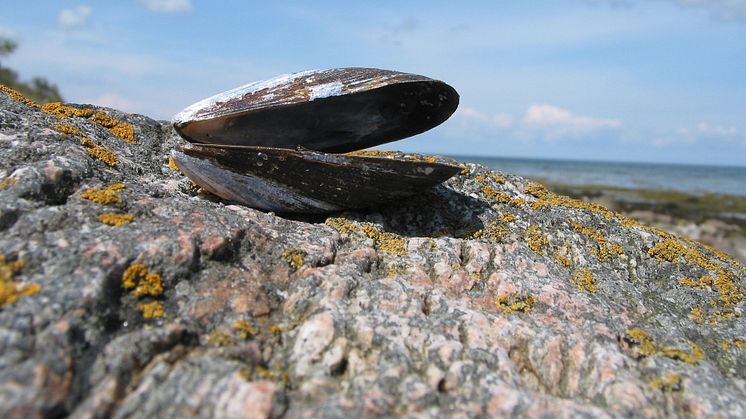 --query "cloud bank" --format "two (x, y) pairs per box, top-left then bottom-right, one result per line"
(57, 5), (92, 30)
(139, 0), (192, 14)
